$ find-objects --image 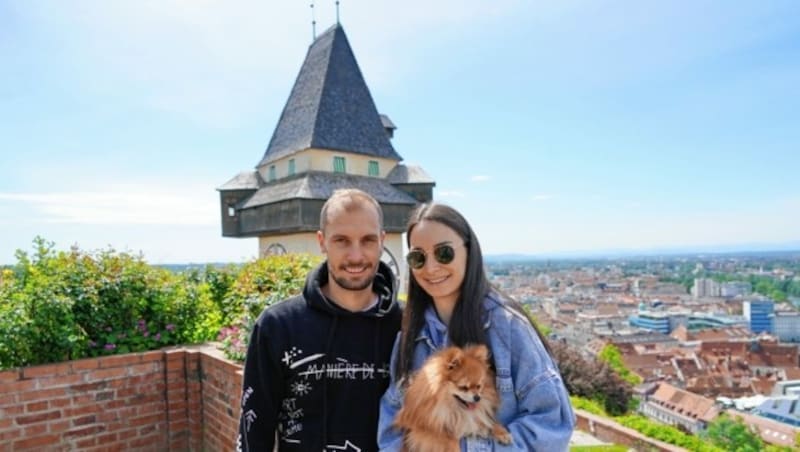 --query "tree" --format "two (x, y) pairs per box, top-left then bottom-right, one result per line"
(551, 342), (633, 416)
(598, 344), (642, 386)
(703, 414), (764, 452)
